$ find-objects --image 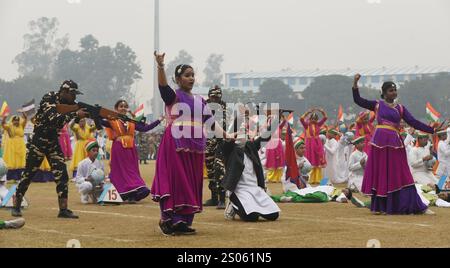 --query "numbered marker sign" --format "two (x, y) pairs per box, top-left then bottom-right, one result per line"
(97, 183), (123, 204)
(1, 184), (29, 208)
